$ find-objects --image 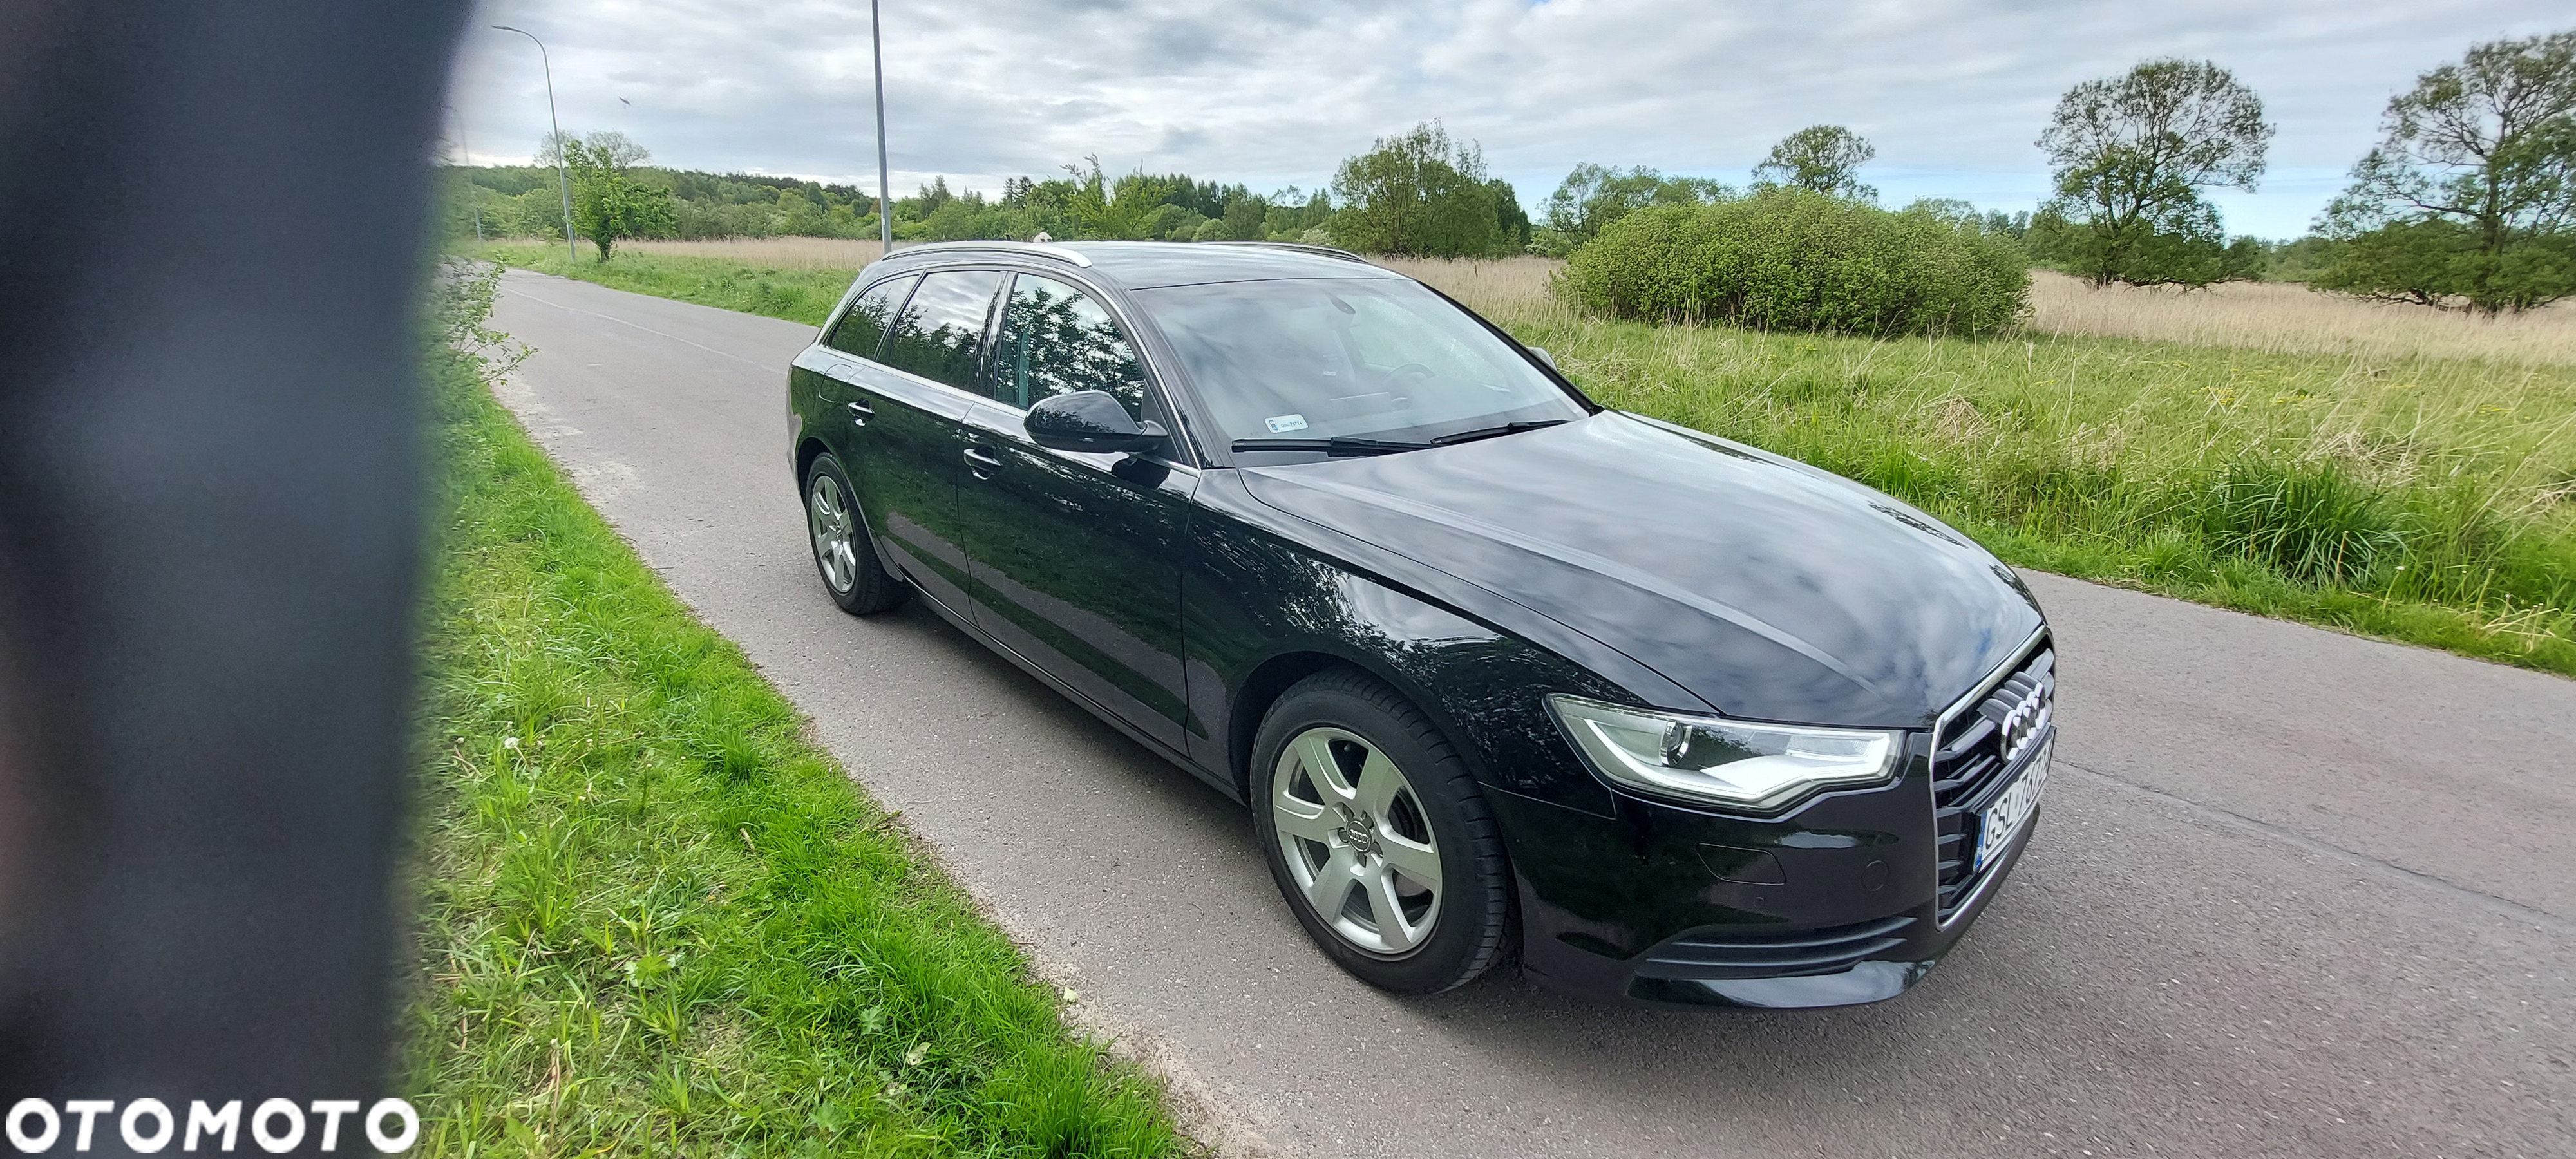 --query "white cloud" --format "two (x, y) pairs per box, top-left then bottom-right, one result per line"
(450, 0), (2569, 238)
